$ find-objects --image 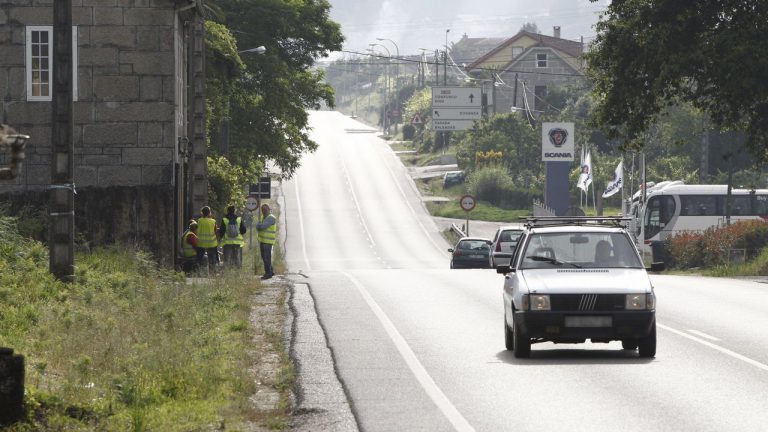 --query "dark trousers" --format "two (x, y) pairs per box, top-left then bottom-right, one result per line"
(197, 247), (219, 270)
(223, 245), (243, 268)
(260, 242), (273, 276)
